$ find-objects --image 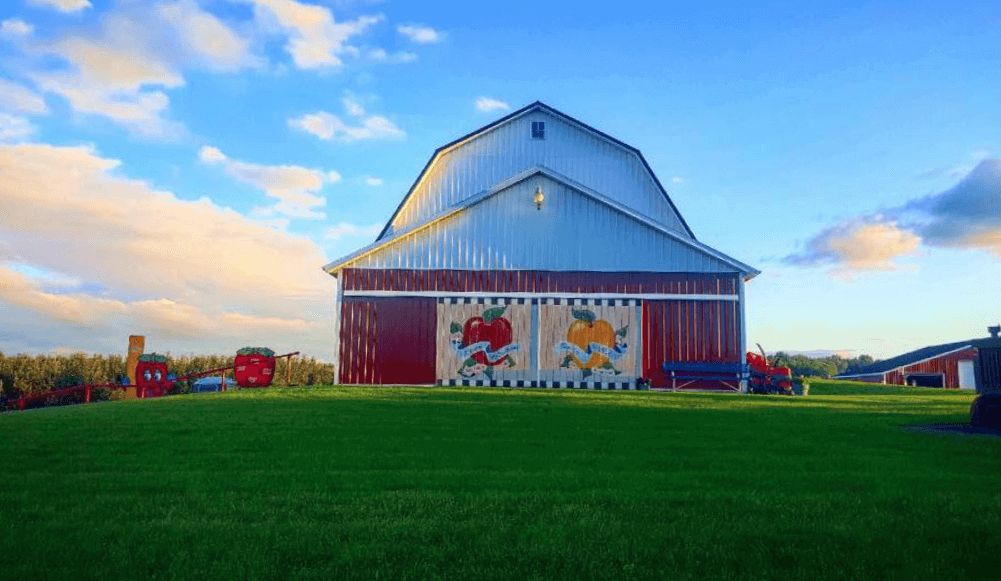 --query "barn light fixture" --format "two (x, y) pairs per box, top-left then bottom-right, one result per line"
(533, 186), (544, 210)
